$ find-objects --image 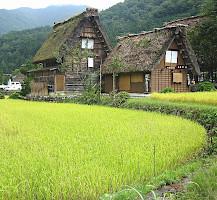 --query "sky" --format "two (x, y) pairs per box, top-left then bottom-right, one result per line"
(0, 0), (124, 10)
